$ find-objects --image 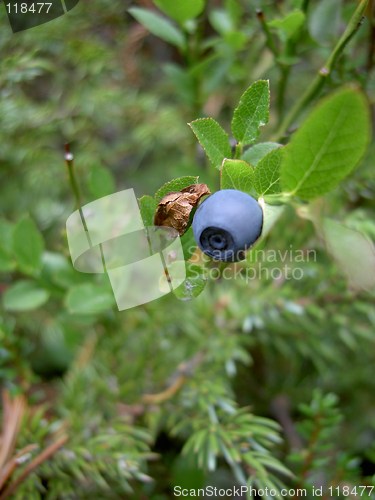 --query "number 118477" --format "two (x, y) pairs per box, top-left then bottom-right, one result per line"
(6, 3), (52, 14)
